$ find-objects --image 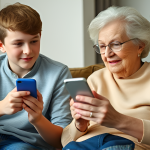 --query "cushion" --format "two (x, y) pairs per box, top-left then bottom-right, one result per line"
(69, 64), (105, 79)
